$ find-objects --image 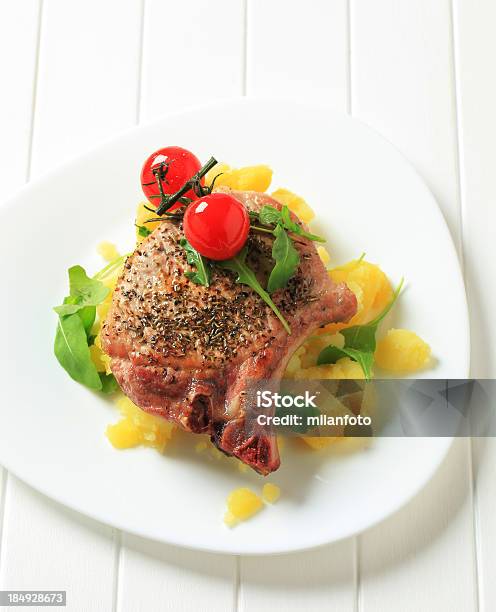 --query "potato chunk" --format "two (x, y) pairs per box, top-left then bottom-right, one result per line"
(135, 201), (161, 243)
(317, 246), (331, 266)
(224, 488), (264, 527)
(271, 188), (315, 223)
(322, 259), (393, 334)
(375, 329), (431, 372)
(97, 241), (119, 262)
(206, 163), (273, 192)
(262, 483), (281, 504)
(106, 396), (175, 452)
